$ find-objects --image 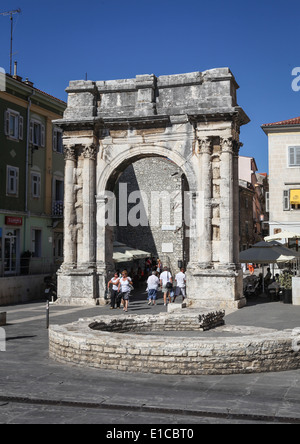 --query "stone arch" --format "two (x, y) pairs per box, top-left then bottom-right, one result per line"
(55, 69), (250, 309)
(97, 145), (197, 195)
